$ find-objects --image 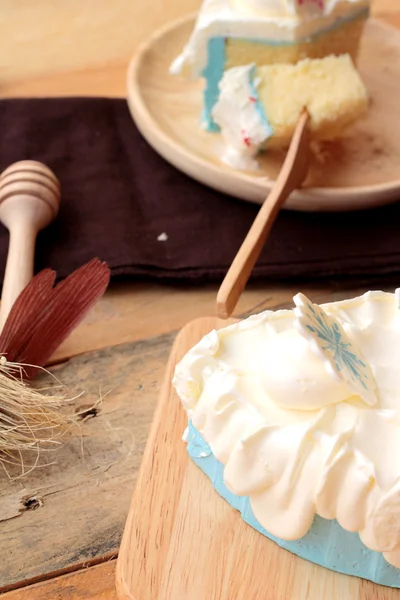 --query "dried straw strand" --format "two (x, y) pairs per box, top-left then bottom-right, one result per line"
(0, 358), (77, 478)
